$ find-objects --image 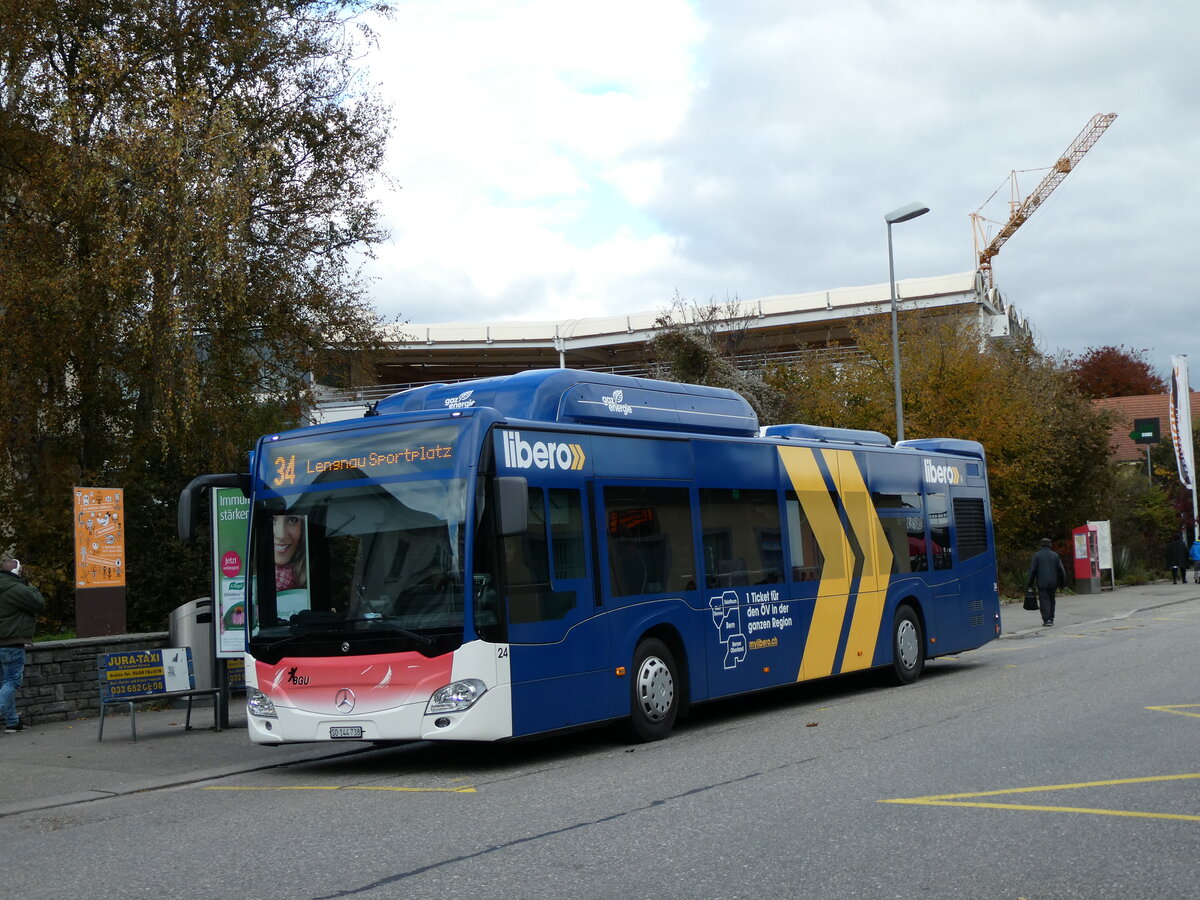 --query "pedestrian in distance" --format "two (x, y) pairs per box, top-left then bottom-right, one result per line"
(0, 557), (45, 734)
(1166, 536), (1189, 585)
(1191, 540), (1200, 585)
(1027, 538), (1067, 627)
